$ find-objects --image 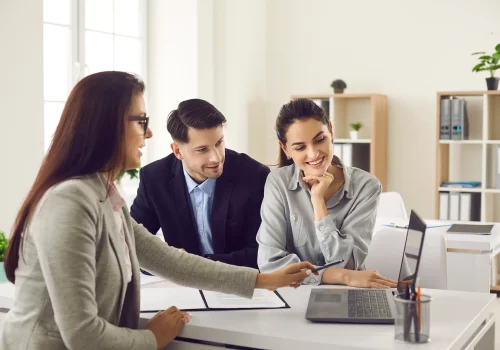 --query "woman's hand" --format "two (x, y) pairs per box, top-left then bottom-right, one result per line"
(147, 306), (191, 350)
(303, 172), (334, 200)
(344, 270), (398, 289)
(255, 261), (318, 290)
